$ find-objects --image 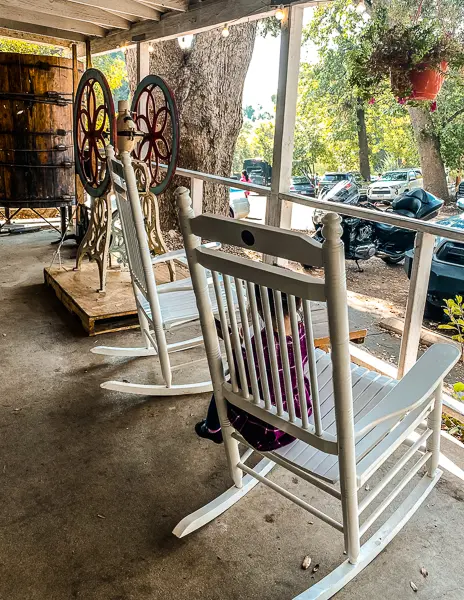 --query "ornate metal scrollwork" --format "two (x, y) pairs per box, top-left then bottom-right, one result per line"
(75, 195), (112, 292)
